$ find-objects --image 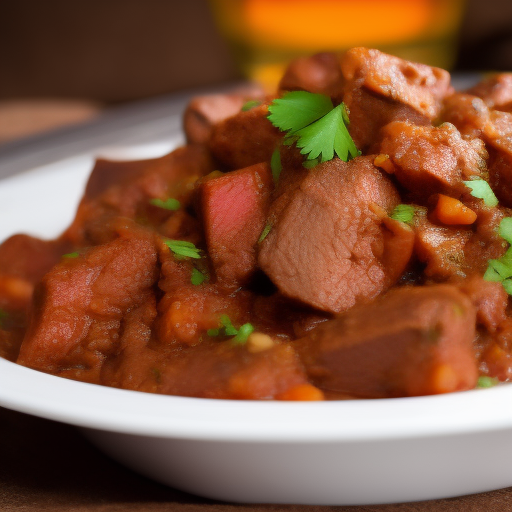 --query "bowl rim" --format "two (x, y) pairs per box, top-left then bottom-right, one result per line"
(1, 357), (511, 442)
